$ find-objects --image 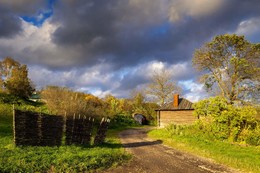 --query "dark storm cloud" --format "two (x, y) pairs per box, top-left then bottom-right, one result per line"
(119, 72), (148, 91)
(0, 0), (46, 38)
(50, 0), (171, 68)
(1, 0), (260, 99)
(0, 0), (46, 15)
(0, 6), (22, 38)
(49, 0), (260, 70)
